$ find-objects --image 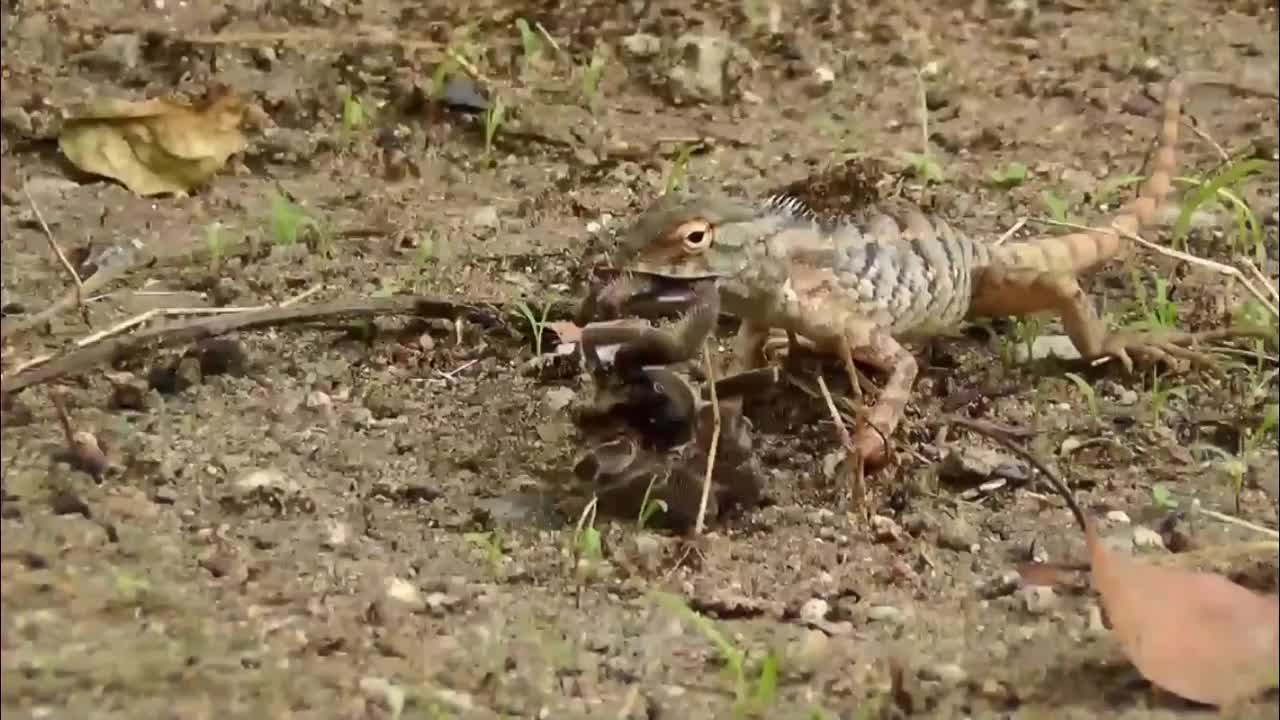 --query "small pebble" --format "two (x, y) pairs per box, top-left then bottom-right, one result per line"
(867, 605), (905, 625)
(1131, 526), (1165, 550)
(937, 516), (979, 552)
(323, 520), (349, 548)
(1105, 510), (1131, 524)
(871, 514), (903, 543)
(799, 598), (830, 624)
(469, 205), (500, 229)
(920, 662), (968, 687)
(305, 390), (332, 410)
(1020, 585), (1058, 615)
(384, 576), (425, 611)
(979, 570), (1021, 599)
(807, 65), (835, 97)
(620, 32), (661, 58)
